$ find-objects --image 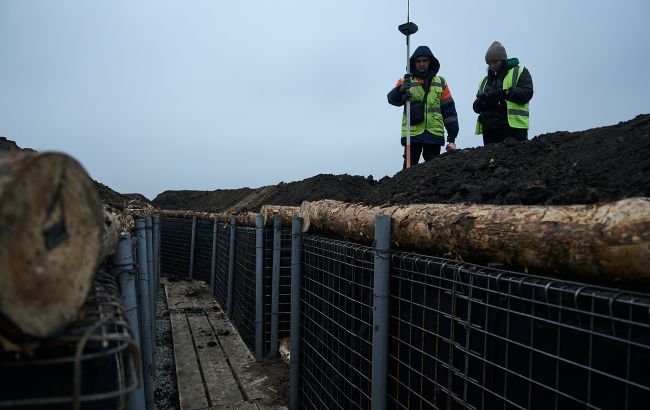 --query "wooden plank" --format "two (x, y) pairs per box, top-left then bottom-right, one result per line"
(170, 310), (209, 410)
(207, 402), (258, 409)
(205, 309), (267, 402)
(187, 313), (244, 407)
